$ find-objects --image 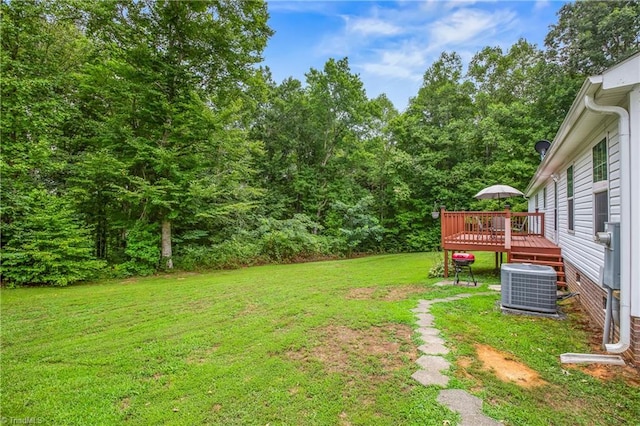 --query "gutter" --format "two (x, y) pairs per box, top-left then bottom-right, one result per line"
(584, 95), (631, 354)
